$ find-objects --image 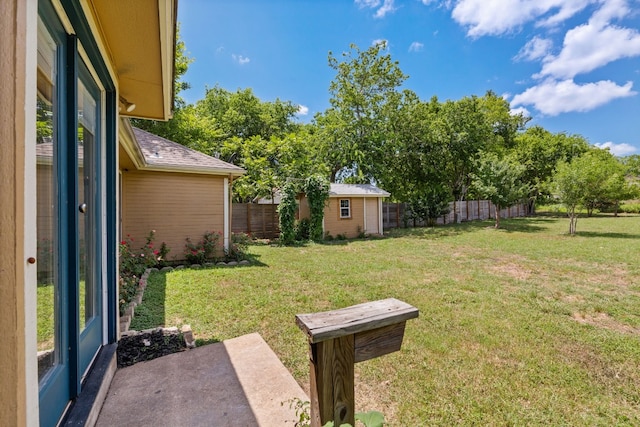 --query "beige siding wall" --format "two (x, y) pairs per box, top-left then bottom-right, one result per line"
(1, 0), (36, 424)
(121, 170), (226, 261)
(324, 197), (365, 239)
